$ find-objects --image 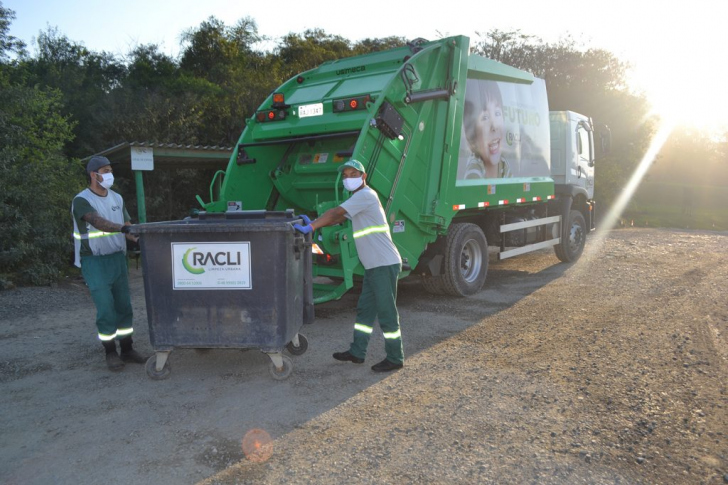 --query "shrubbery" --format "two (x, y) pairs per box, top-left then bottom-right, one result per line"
(0, 83), (82, 286)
